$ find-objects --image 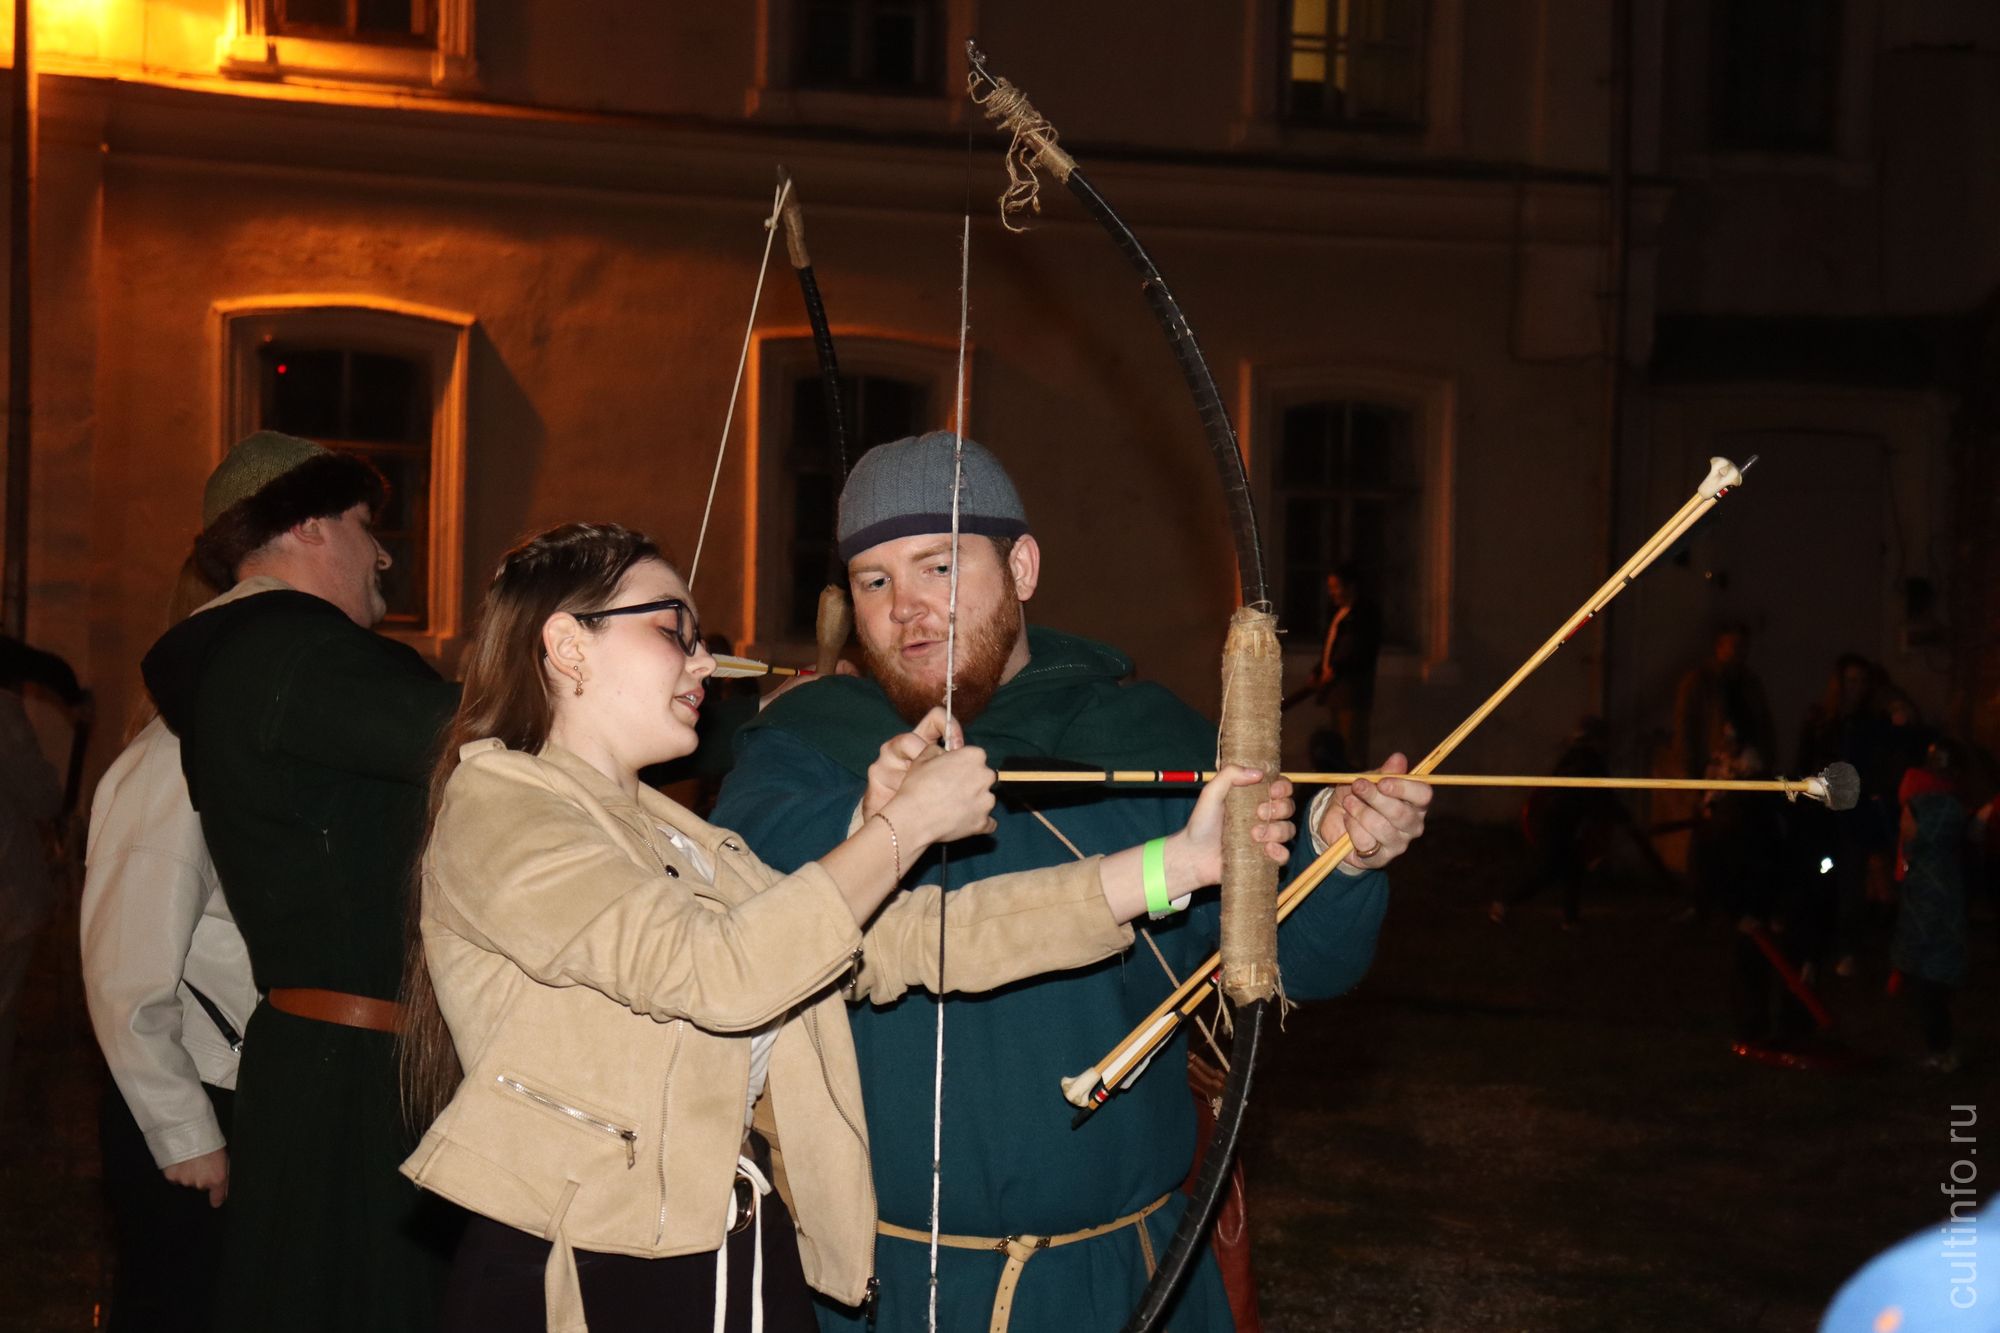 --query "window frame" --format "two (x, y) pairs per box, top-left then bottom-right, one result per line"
(1232, 0), (1464, 154)
(215, 296), (474, 660)
(745, 331), (968, 658)
(1278, 0), (1431, 133)
(1663, 0), (1878, 183)
(793, 0), (945, 97)
(1251, 365), (1455, 674)
(748, 0), (977, 131)
(1705, 0), (1844, 155)
(221, 0), (477, 91)
(270, 0), (439, 47)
